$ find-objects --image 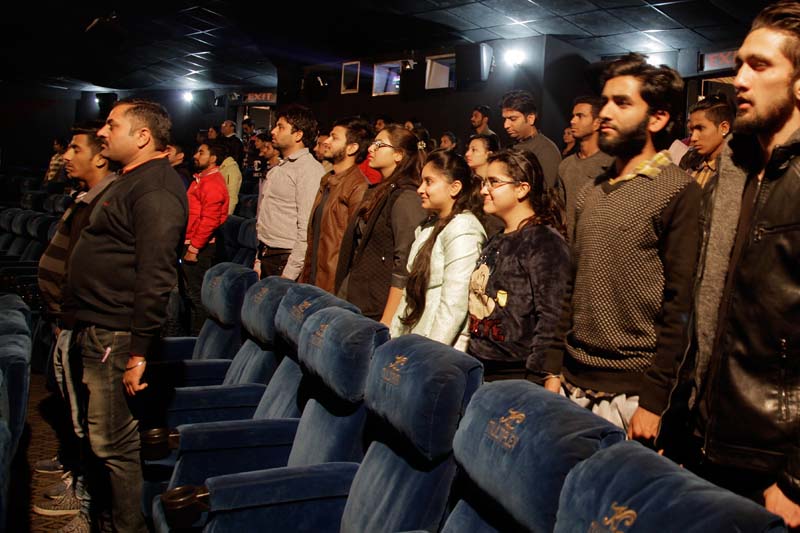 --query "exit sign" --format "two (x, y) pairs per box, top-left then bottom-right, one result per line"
(702, 50), (736, 72)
